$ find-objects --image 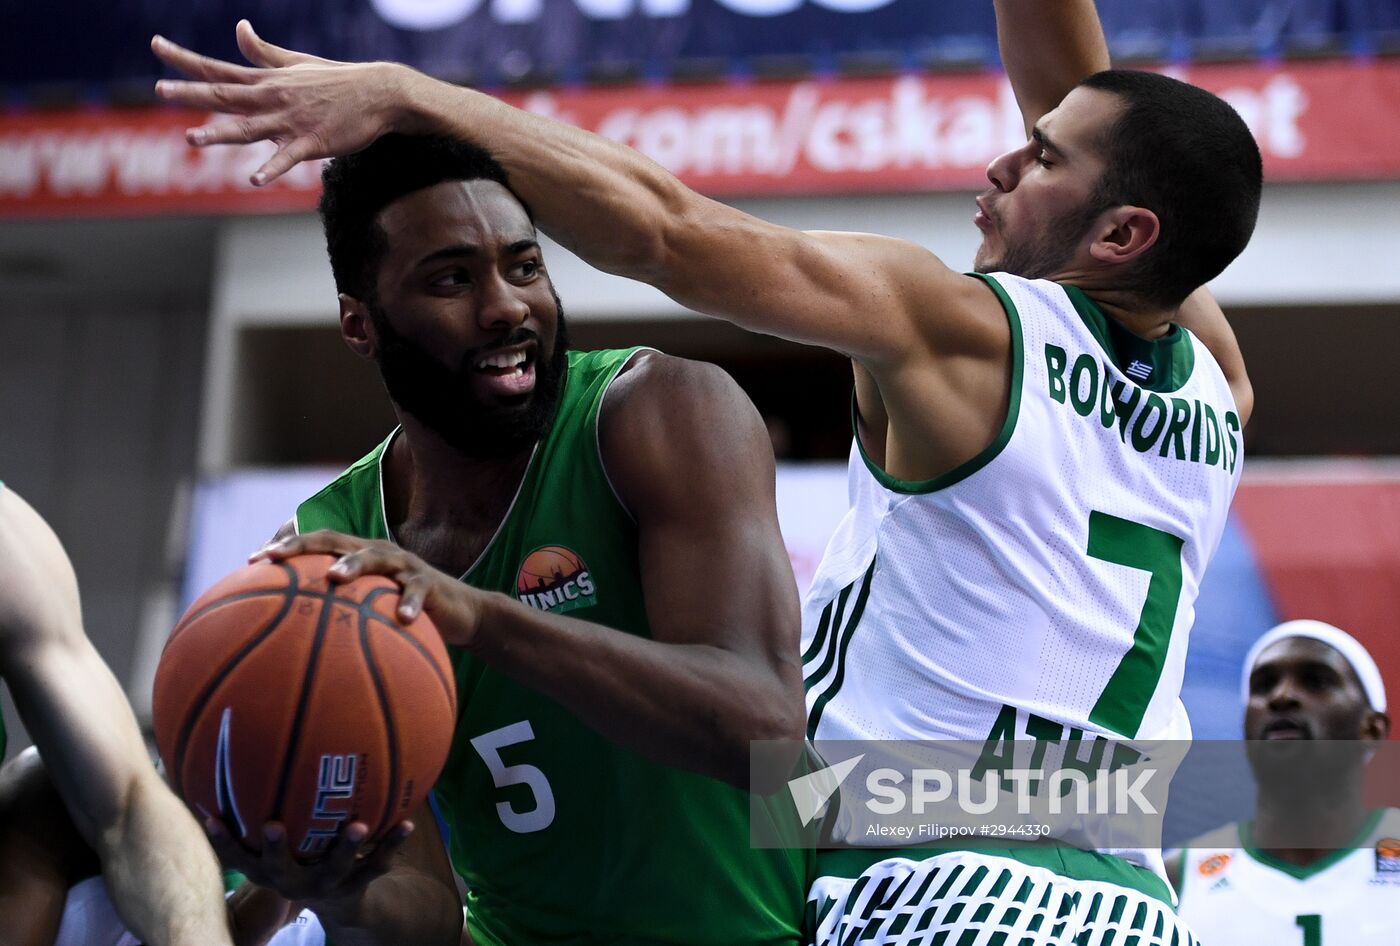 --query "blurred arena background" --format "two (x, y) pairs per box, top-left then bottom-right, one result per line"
(1, 0), (1398, 769)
